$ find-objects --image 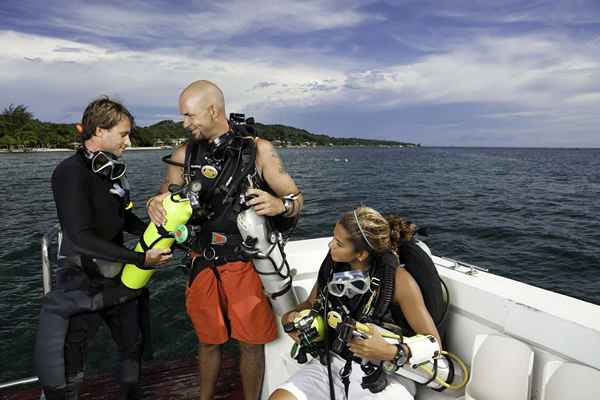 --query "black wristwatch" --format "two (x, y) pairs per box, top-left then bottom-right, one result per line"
(382, 343), (409, 374)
